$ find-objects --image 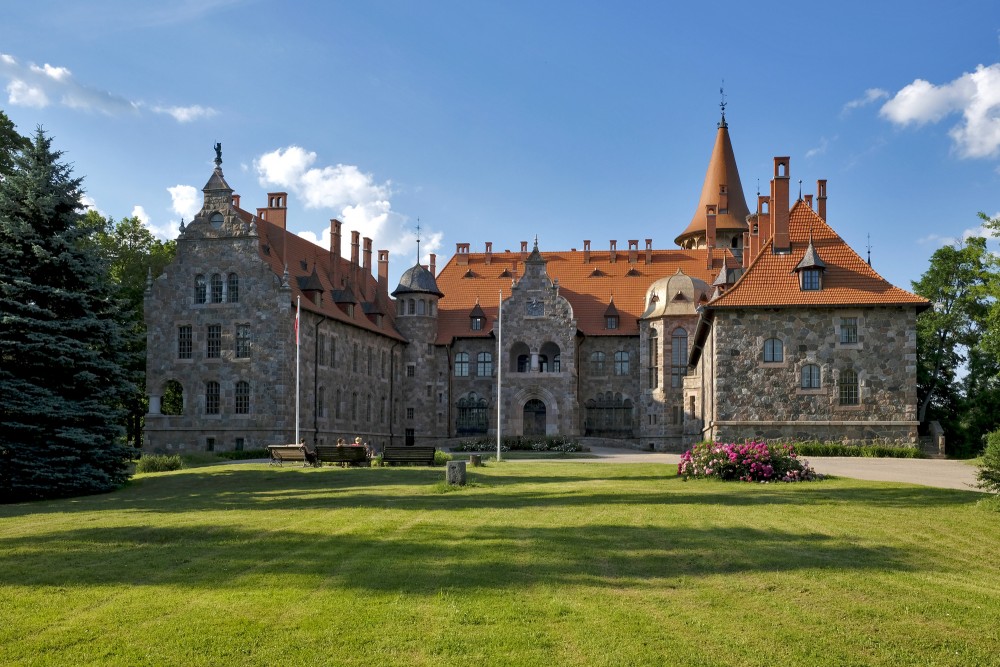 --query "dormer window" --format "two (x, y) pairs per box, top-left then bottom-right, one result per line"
(801, 269), (822, 291)
(471, 317), (484, 331)
(606, 315), (619, 330)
